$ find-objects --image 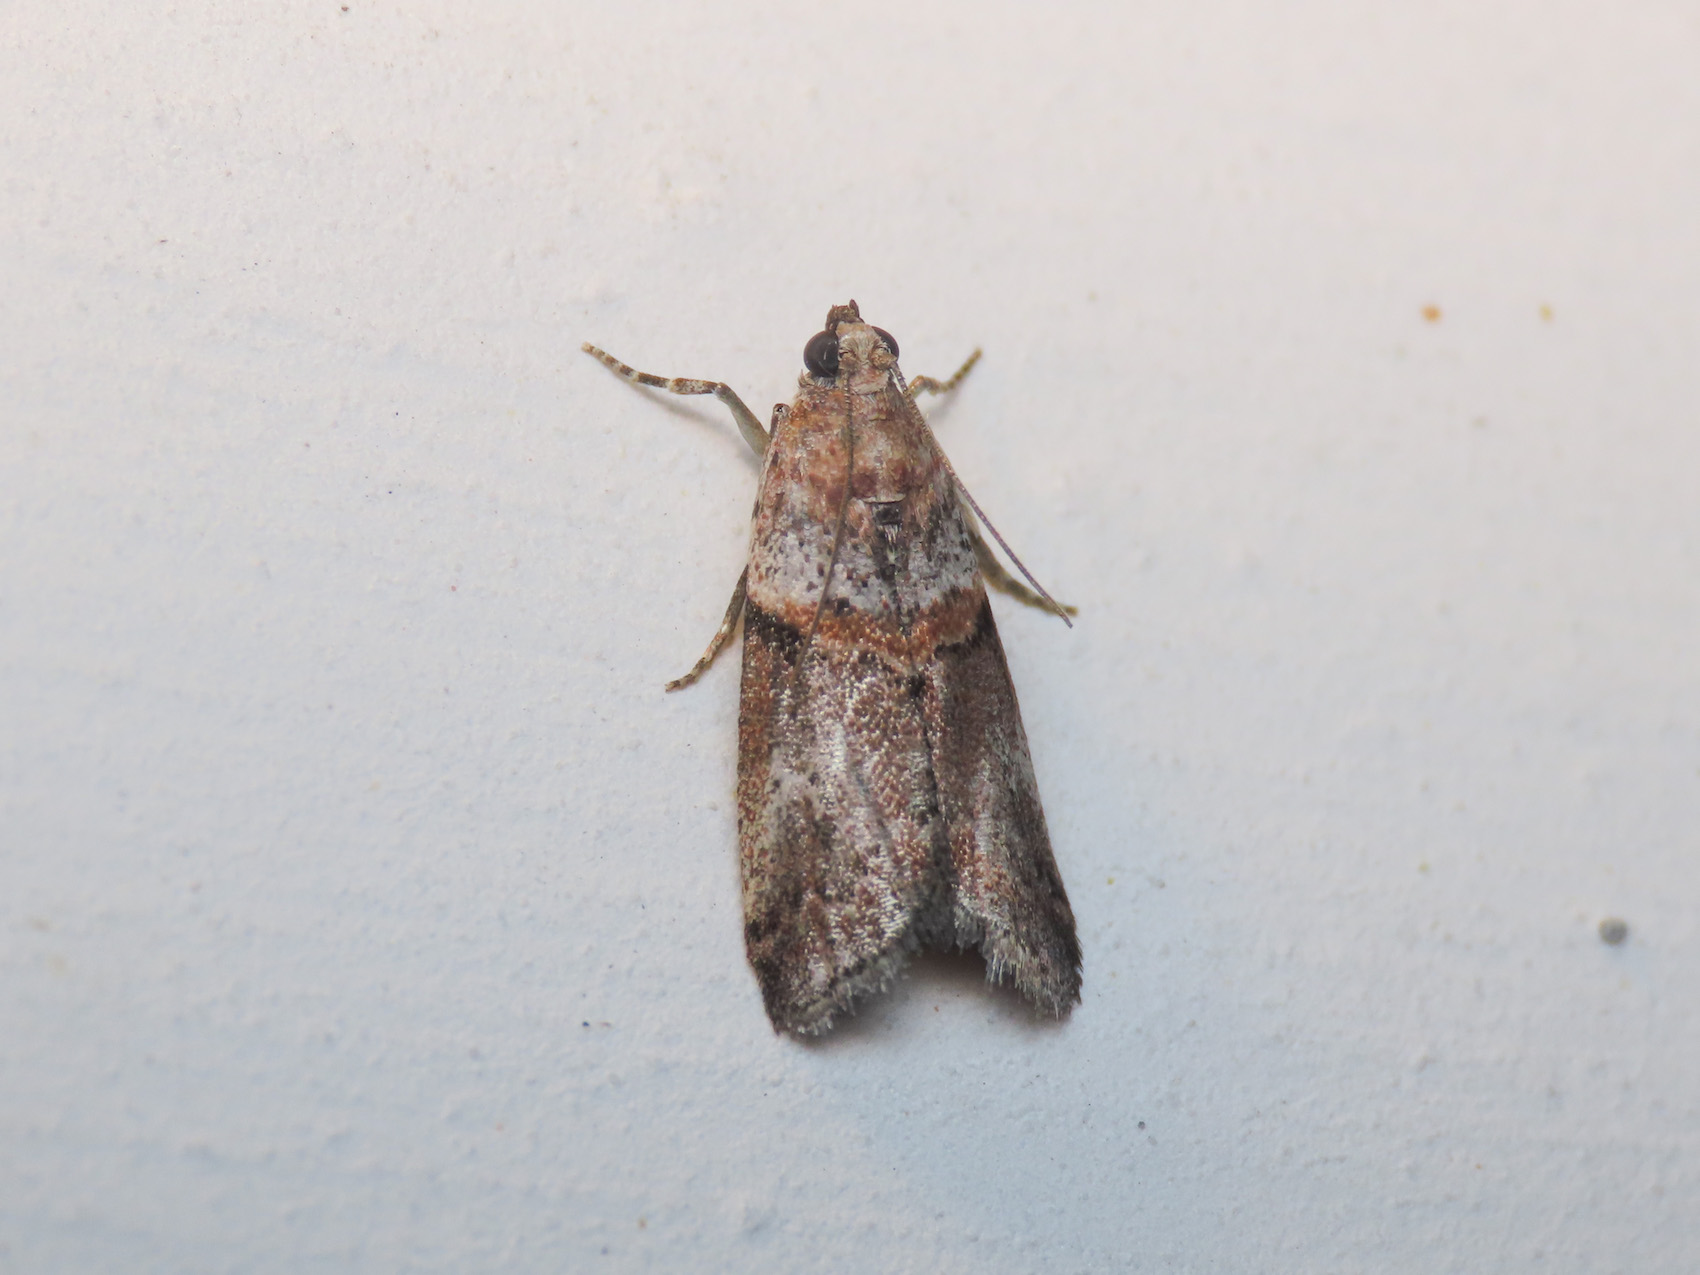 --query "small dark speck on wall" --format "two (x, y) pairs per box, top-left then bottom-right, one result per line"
(1598, 917), (1629, 946)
